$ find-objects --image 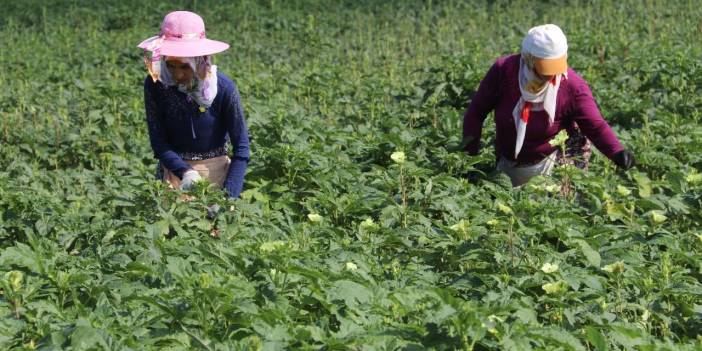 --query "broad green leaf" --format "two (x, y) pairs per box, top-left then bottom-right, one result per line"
(70, 319), (107, 350)
(0, 318), (25, 348)
(585, 326), (607, 351)
(531, 328), (586, 351)
(609, 325), (648, 348)
(0, 243), (42, 273)
(327, 280), (372, 308)
(633, 172), (652, 198)
(514, 308), (538, 325)
(166, 256), (192, 280)
(574, 240), (601, 267)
